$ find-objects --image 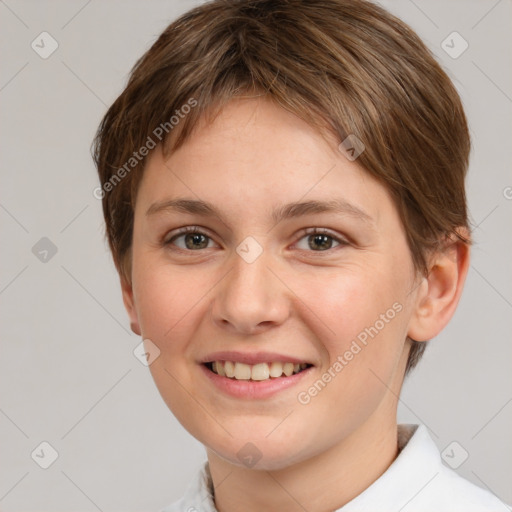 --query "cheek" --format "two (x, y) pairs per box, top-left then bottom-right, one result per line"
(302, 265), (409, 395)
(133, 259), (205, 340)
(301, 263), (406, 346)
(290, 273), (408, 445)
(132, 263), (213, 430)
